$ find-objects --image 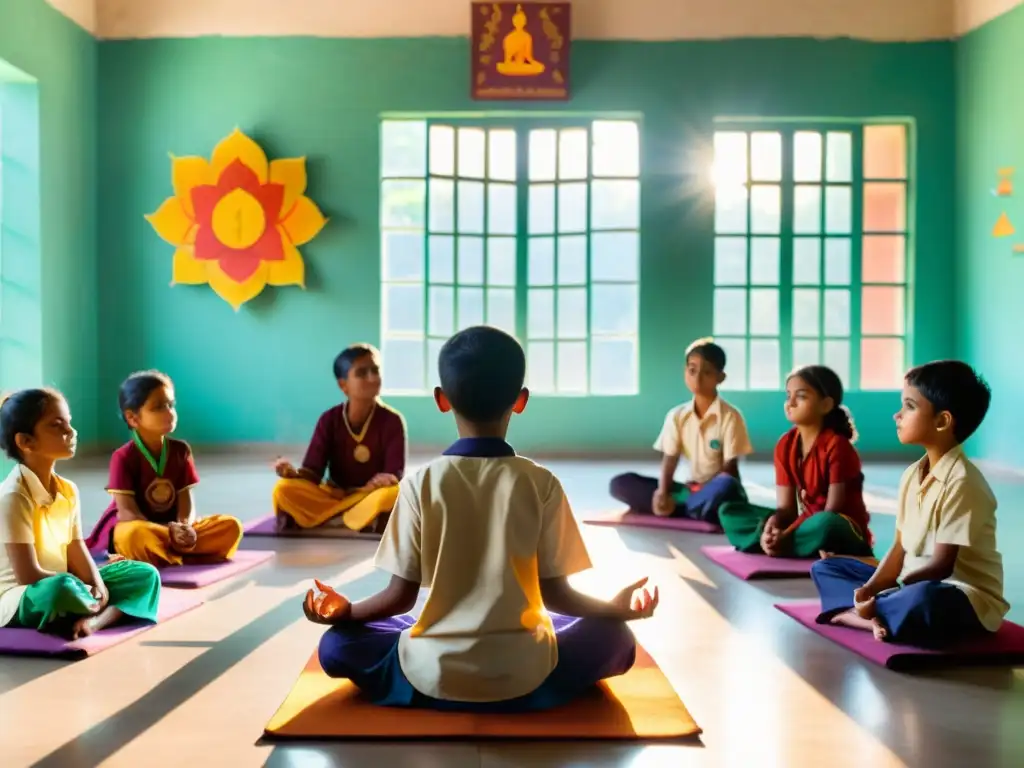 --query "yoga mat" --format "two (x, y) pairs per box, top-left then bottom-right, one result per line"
(583, 511), (722, 534)
(244, 514), (381, 540)
(264, 646), (701, 741)
(0, 589), (203, 660)
(776, 599), (1024, 671)
(701, 545), (813, 580)
(158, 550), (275, 588)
